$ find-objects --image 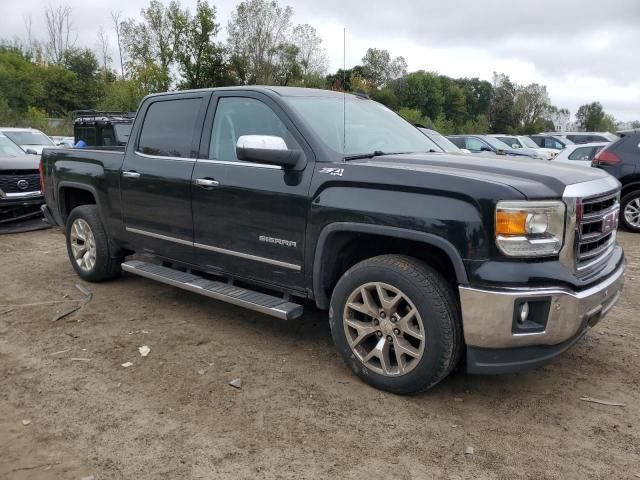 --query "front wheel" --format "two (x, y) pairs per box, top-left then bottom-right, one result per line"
(329, 255), (461, 394)
(621, 191), (640, 232)
(65, 205), (122, 282)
